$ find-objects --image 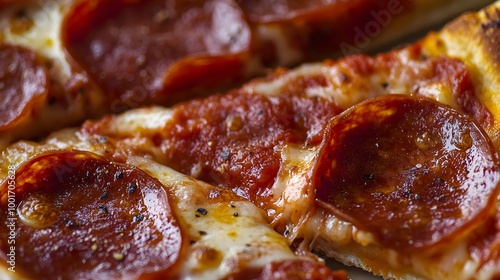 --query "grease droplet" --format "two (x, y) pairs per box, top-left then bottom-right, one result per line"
(17, 194), (60, 229)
